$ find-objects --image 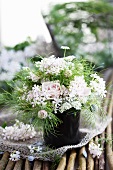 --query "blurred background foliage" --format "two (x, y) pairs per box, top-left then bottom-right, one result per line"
(44, 0), (113, 70)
